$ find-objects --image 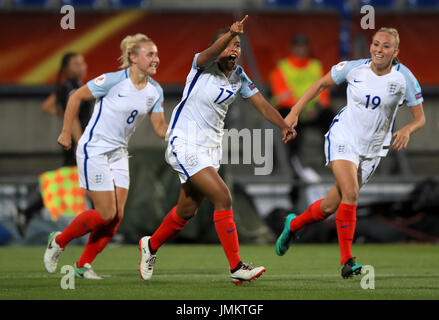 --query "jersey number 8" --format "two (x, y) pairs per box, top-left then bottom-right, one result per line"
(127, 109), (139, 124)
